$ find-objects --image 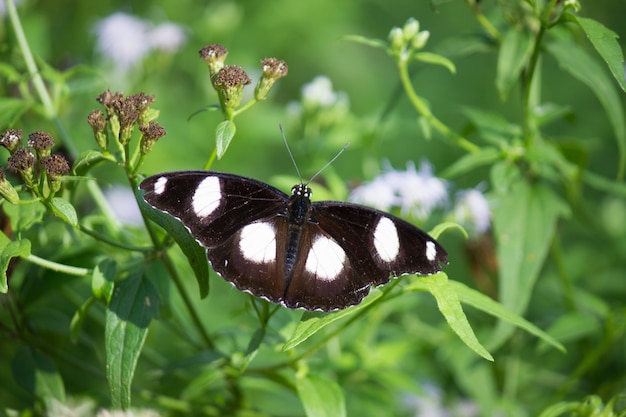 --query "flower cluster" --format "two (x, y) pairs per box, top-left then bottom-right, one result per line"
(388, 18), (431, 62)
(349, 160), (491, 235)
(88, 90), (166, 164)
(0, 129), (70, 200)
(199, 43), (288, 116)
